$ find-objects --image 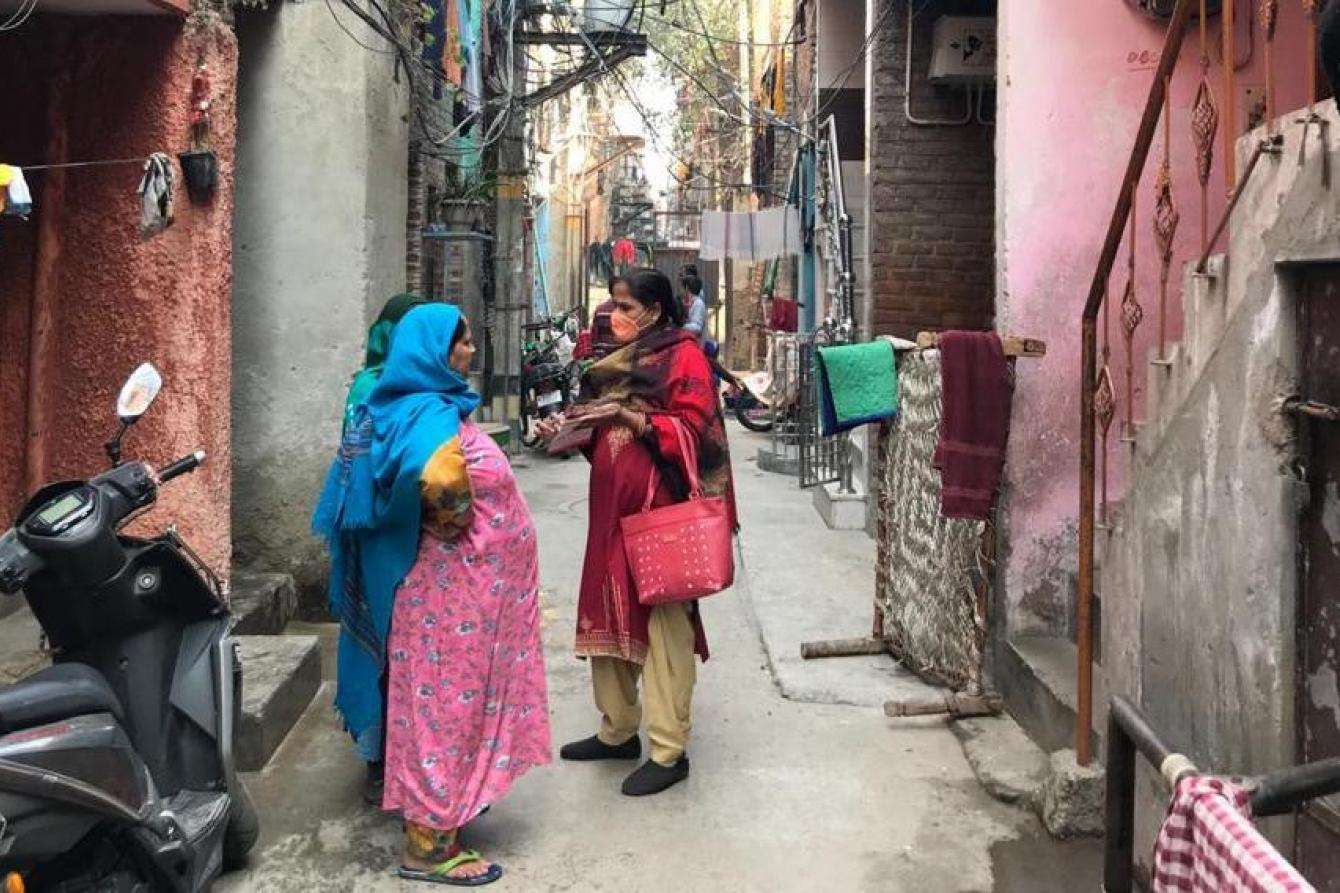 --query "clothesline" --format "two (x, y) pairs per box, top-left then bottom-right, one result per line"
(2, 152), (178, 234)
(20, 157), (151, 172)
